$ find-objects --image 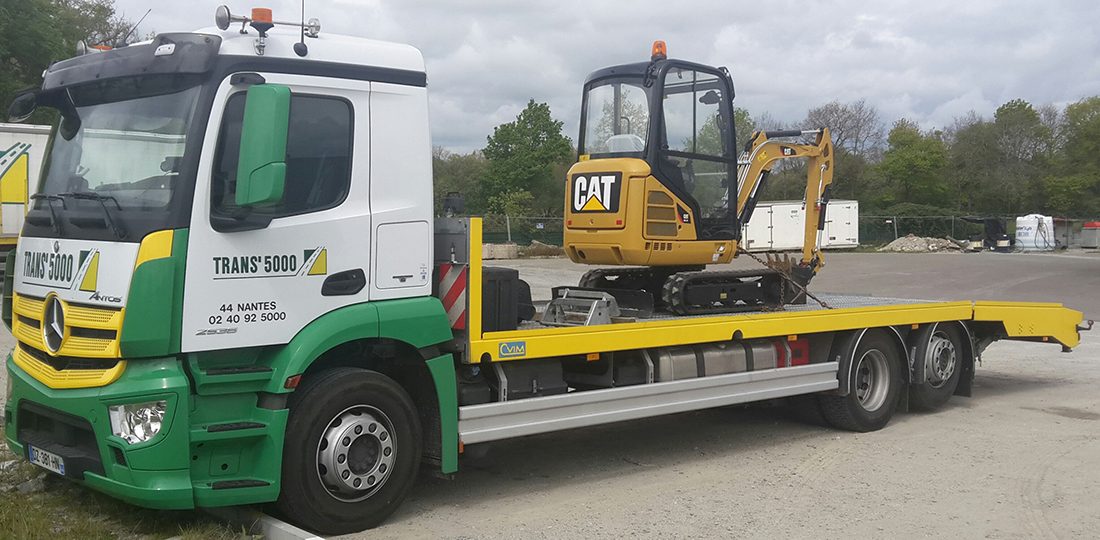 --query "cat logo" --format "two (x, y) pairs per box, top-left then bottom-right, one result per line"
(571, 172), (622, 213)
